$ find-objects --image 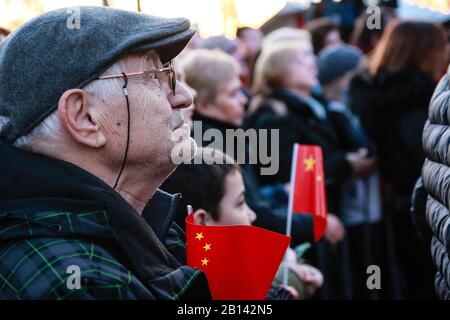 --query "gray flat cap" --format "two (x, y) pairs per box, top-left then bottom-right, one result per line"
(0, 6), (195, 143)
(318, 44), (363, 85)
